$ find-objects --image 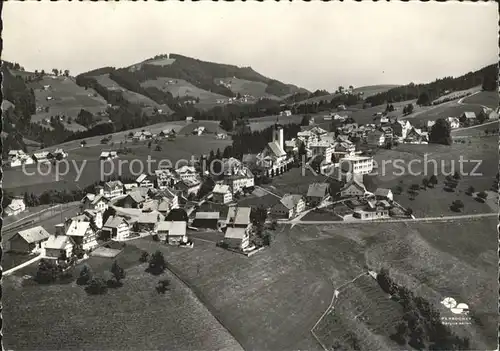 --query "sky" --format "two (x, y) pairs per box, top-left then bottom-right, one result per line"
(3, 1), (498, 92)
